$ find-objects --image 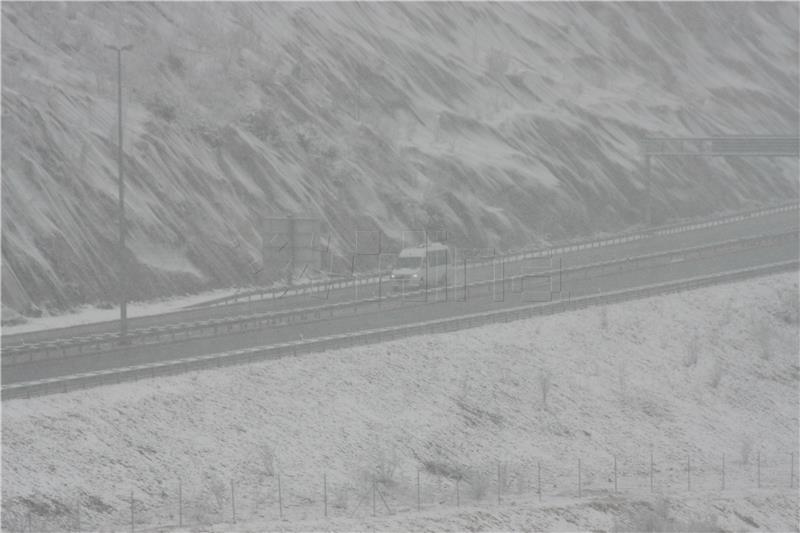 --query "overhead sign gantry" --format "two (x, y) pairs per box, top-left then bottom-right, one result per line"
(641, 135), (799, 225)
